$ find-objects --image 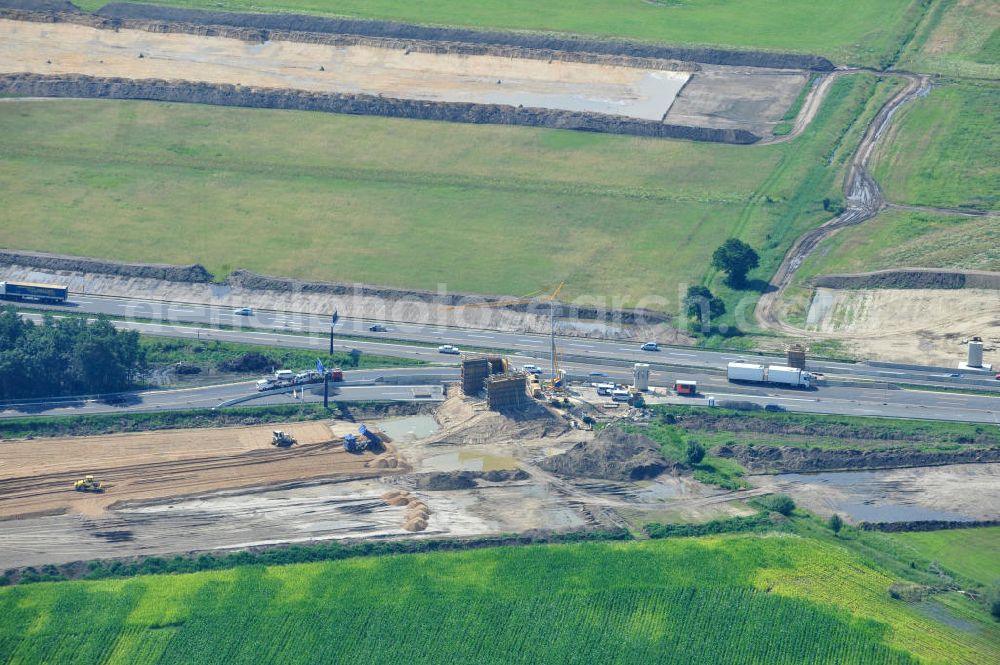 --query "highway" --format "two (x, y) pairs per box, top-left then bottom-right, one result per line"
(1, 295), (998, 425)
(22, 294), (1000, 389)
